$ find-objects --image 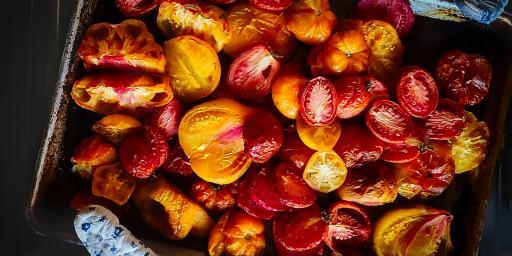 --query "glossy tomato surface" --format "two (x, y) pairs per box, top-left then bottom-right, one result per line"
(419, 99), (467, 140)
(333, 123), (383, 168)
(243, 110), (284, 163)
(365, 99), (414, 143)
(396, 66), (439, 118)
(300, 76), (338, 126)
(335, 76), (371, 119)
(285, 0), (336, 45)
